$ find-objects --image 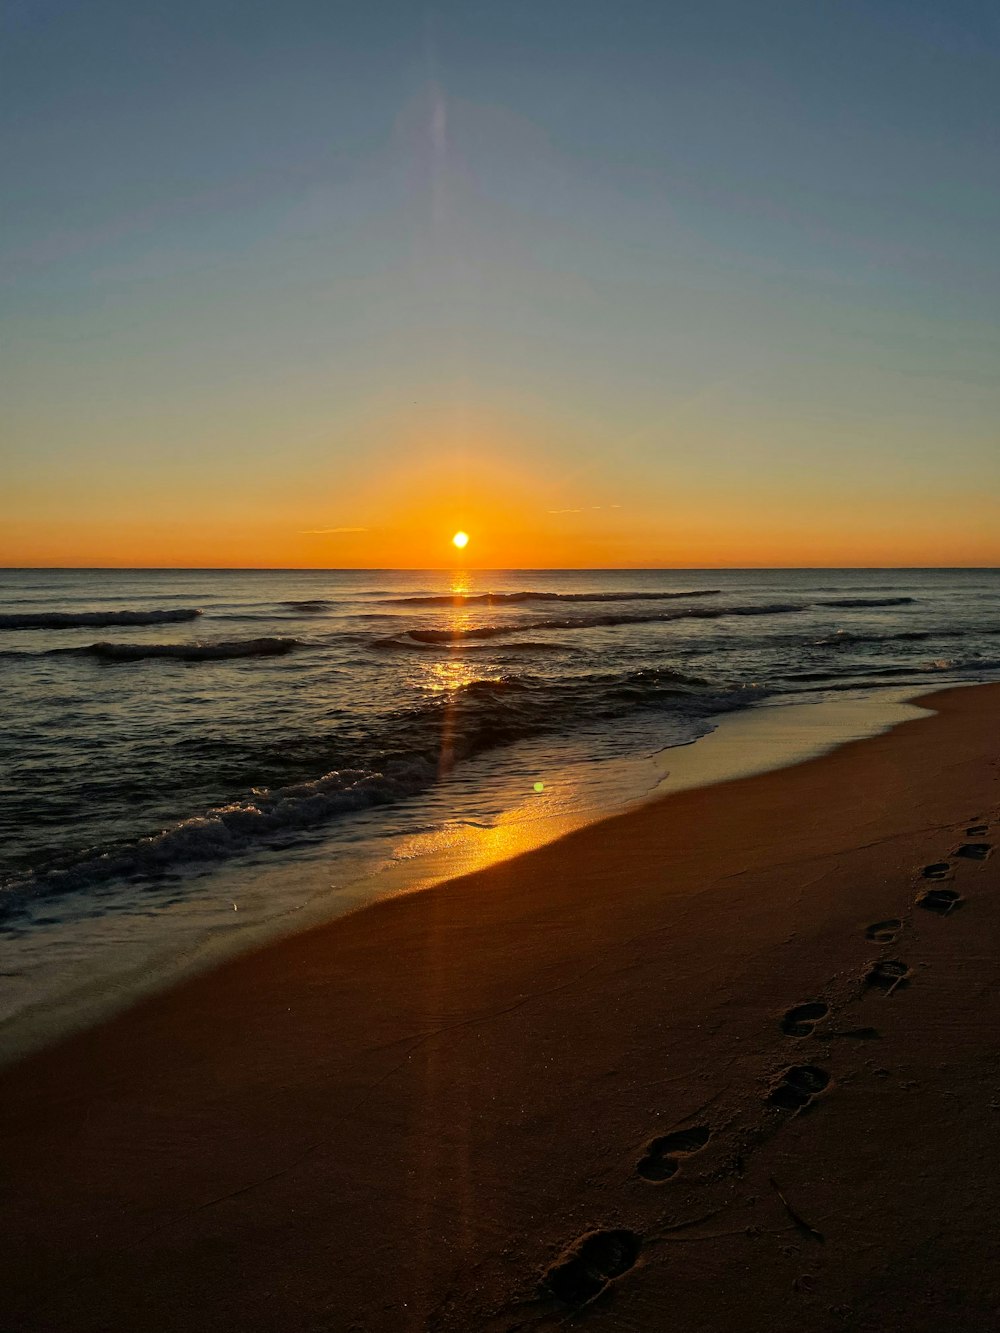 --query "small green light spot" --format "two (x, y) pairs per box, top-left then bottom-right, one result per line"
(533, 781), (545, 793)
